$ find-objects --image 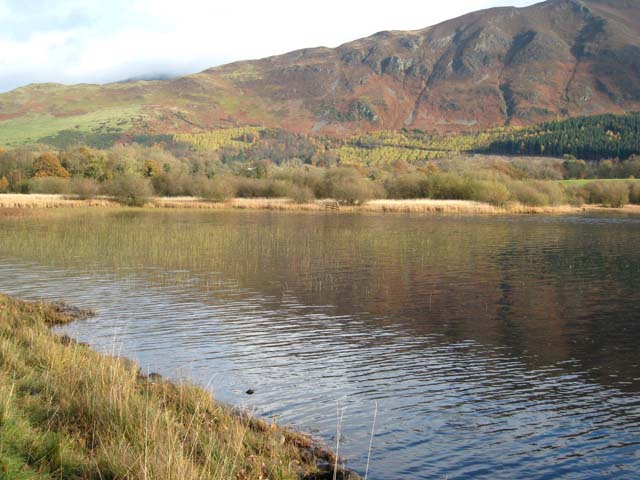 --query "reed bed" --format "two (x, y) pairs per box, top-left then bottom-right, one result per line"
(361, 199), (503, 214)
(0, 294), (352, 479)
(2, 193), (640, 215)
(0, 194), (118, 209)
(152, 197), (329, 211)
